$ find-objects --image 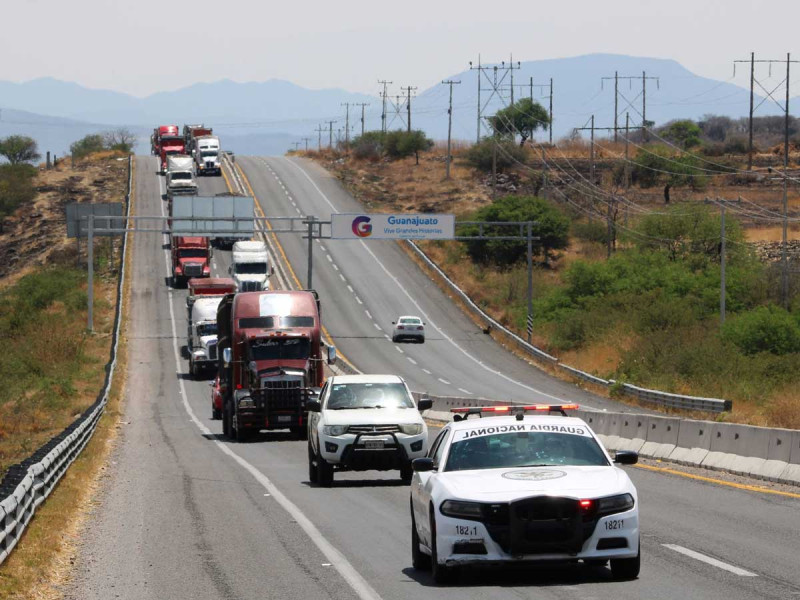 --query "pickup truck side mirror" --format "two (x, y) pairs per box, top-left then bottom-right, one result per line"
(222, 347), (232, 367)
(327, 345), (337, 365)
(417, 398), (433, 411)
(306, 399), (321, 412)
